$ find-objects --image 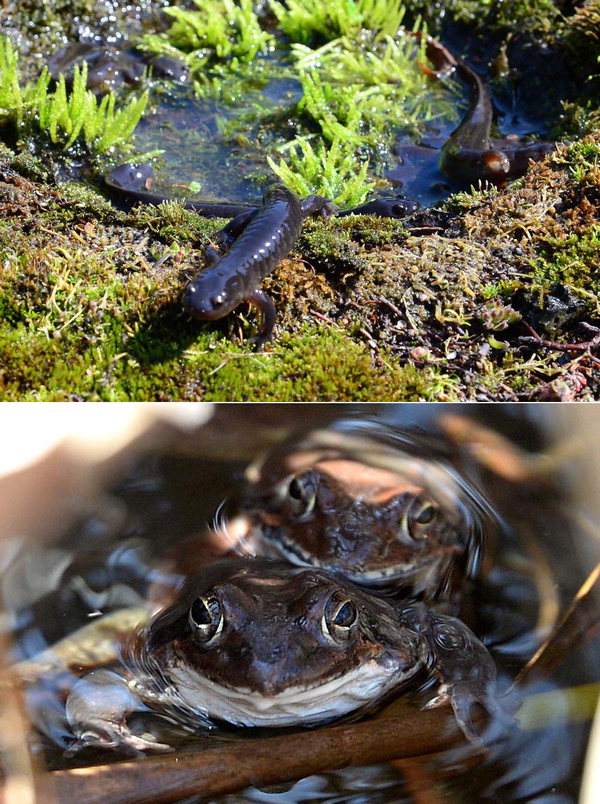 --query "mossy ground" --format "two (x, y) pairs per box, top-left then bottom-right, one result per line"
(1, 1), (599, 400)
